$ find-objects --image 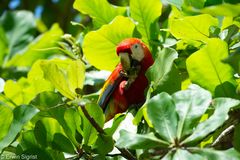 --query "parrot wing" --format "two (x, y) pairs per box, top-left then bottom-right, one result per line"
(98, 64), (126, 111)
